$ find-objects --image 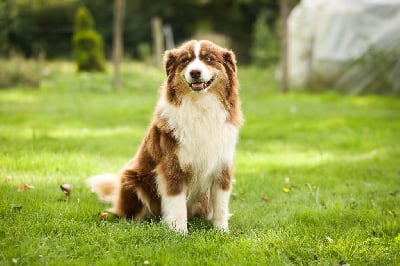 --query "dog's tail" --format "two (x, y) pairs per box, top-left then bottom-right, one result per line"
(86, 174), (119, 203)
